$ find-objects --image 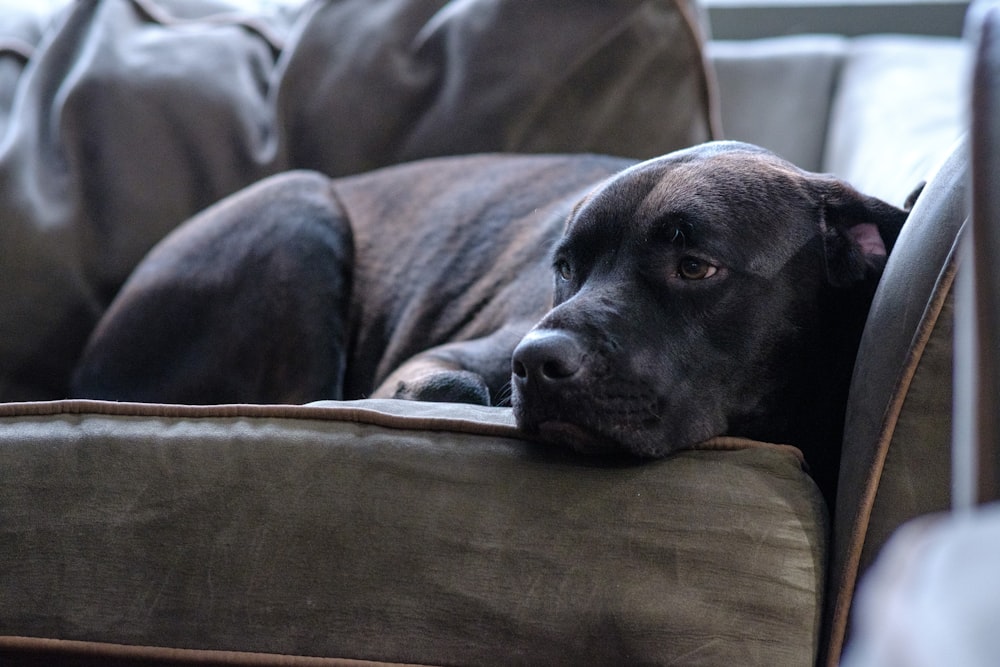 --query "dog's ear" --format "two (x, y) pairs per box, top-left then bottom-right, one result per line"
(817, 179), (909, 288)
